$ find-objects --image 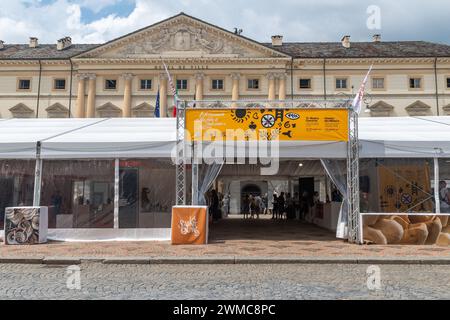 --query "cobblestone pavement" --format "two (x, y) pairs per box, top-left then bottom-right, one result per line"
(0, 263), (449, 300)
(1, 217), (449, 259)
